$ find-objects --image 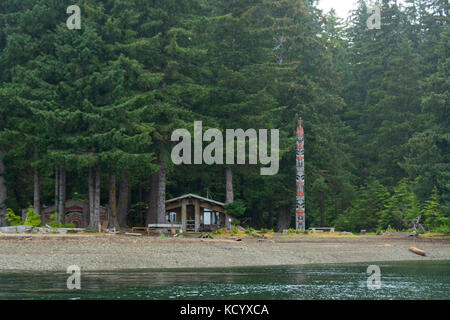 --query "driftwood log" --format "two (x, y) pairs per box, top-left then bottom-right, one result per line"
(409, 247), (426, 256)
